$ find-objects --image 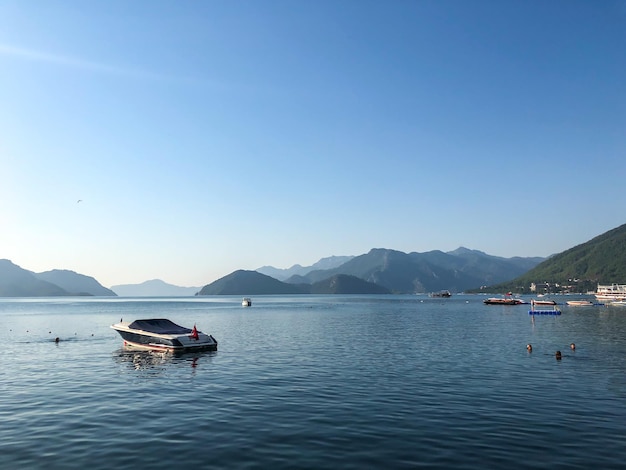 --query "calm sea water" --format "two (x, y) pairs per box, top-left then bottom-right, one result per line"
(1, 295), (625, 469)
